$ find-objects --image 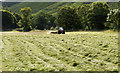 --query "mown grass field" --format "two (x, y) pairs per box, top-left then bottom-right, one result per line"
(1, 31), (118, 71)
